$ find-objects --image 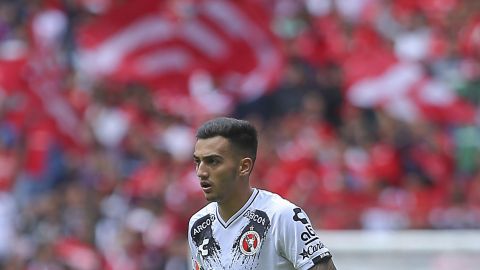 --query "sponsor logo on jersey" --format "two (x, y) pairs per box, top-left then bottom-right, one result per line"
(299, 242), (325, 259)
(243, 210), (268, 226)
(191, 214), (221, 264)
(293, 207), (320, 245)
(300, 223), (319, 245)
(292, 207), (329, 261)
(293, 207), (309, 224)
(192, 214), (215, 236)
(239, 226), (261, 255)
(199, 238), (210, 256)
